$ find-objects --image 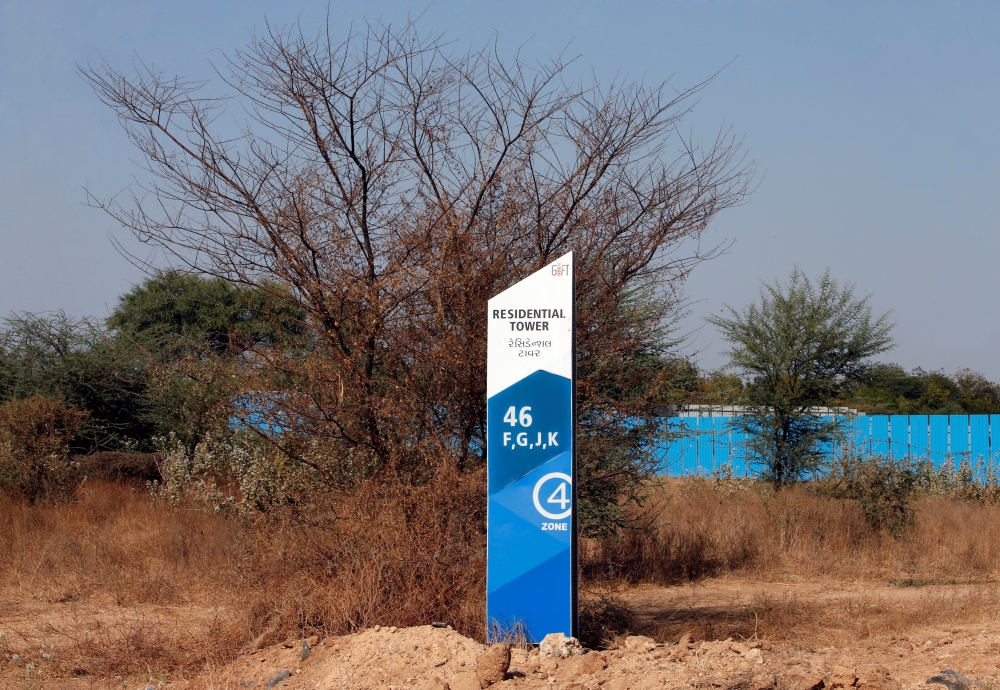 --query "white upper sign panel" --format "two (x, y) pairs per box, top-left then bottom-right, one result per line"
(487, 252), (574, 398)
